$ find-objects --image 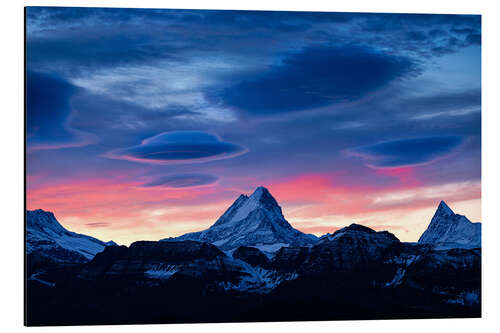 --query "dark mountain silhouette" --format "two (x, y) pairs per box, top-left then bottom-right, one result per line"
(25, 192), (481, 325)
